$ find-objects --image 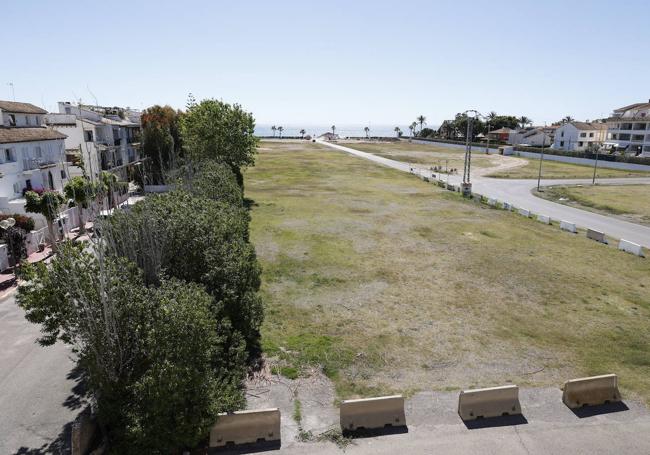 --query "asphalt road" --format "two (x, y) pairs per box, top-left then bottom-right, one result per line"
(318, 141), (650, 248)
(0, 292), (82, 455)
